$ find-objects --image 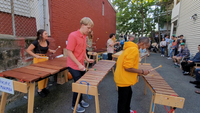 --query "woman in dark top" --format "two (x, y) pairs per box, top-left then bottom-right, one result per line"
(26, 29), (56, 97)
